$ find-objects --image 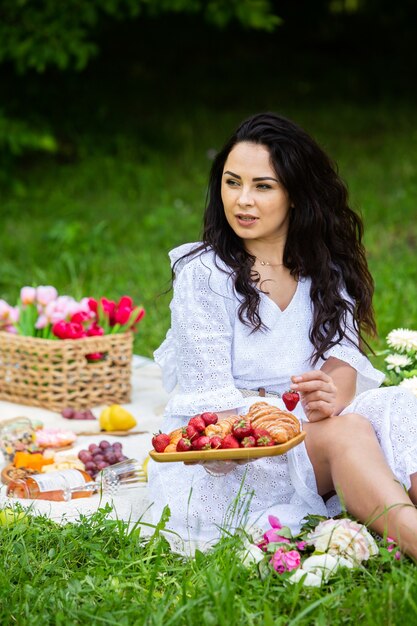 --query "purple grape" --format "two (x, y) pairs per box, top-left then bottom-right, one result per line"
(61, 408), (74, 419)
(88, 443), (99, 453)
(99, 440), (111, 450)
(83, 410), (96, 420)
(96, 461), (109, 470)
(113, 442), (122, 450)
(79, 451), (92, 463)
(93, 454), (104, 463)
(104, 453), (117, 464)
(85, 461), (96, 471)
